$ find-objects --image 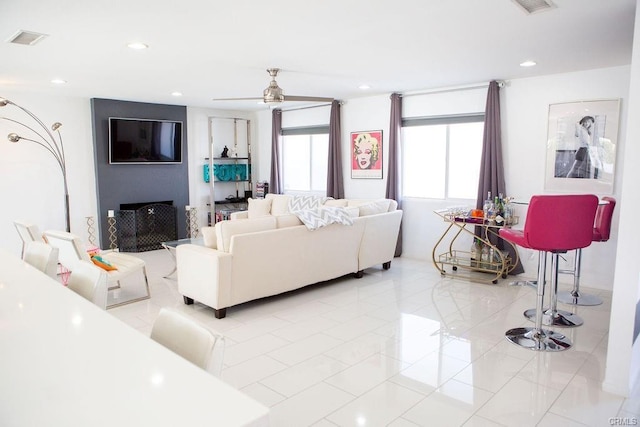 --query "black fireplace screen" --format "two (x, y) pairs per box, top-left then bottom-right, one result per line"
(116, 203), (177, 252)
